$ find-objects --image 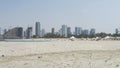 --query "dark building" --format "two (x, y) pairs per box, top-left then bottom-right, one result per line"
(67, 27), (72, 37)
(35, 22), (41, 37)
(115, 28), (119, 34)
(3, 27), (23, 39)
(51, 28), (55, 34)
(90, 28), (95, 35)
(82, 29), (89, 35)
(26, 27), (32, 39)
